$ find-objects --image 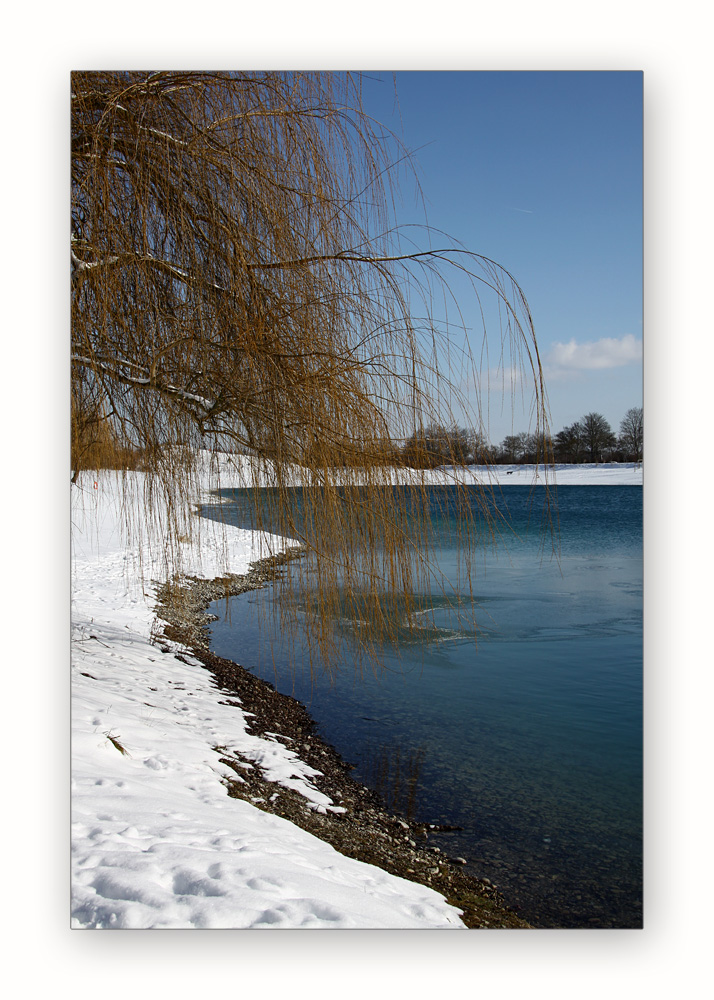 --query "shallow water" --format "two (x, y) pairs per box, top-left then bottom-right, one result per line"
(203, 485), (642, 928)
